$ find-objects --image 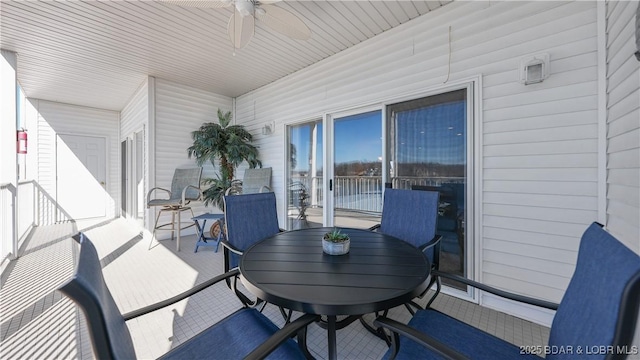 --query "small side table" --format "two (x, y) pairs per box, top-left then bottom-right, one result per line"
(192, 213), (225, 253)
